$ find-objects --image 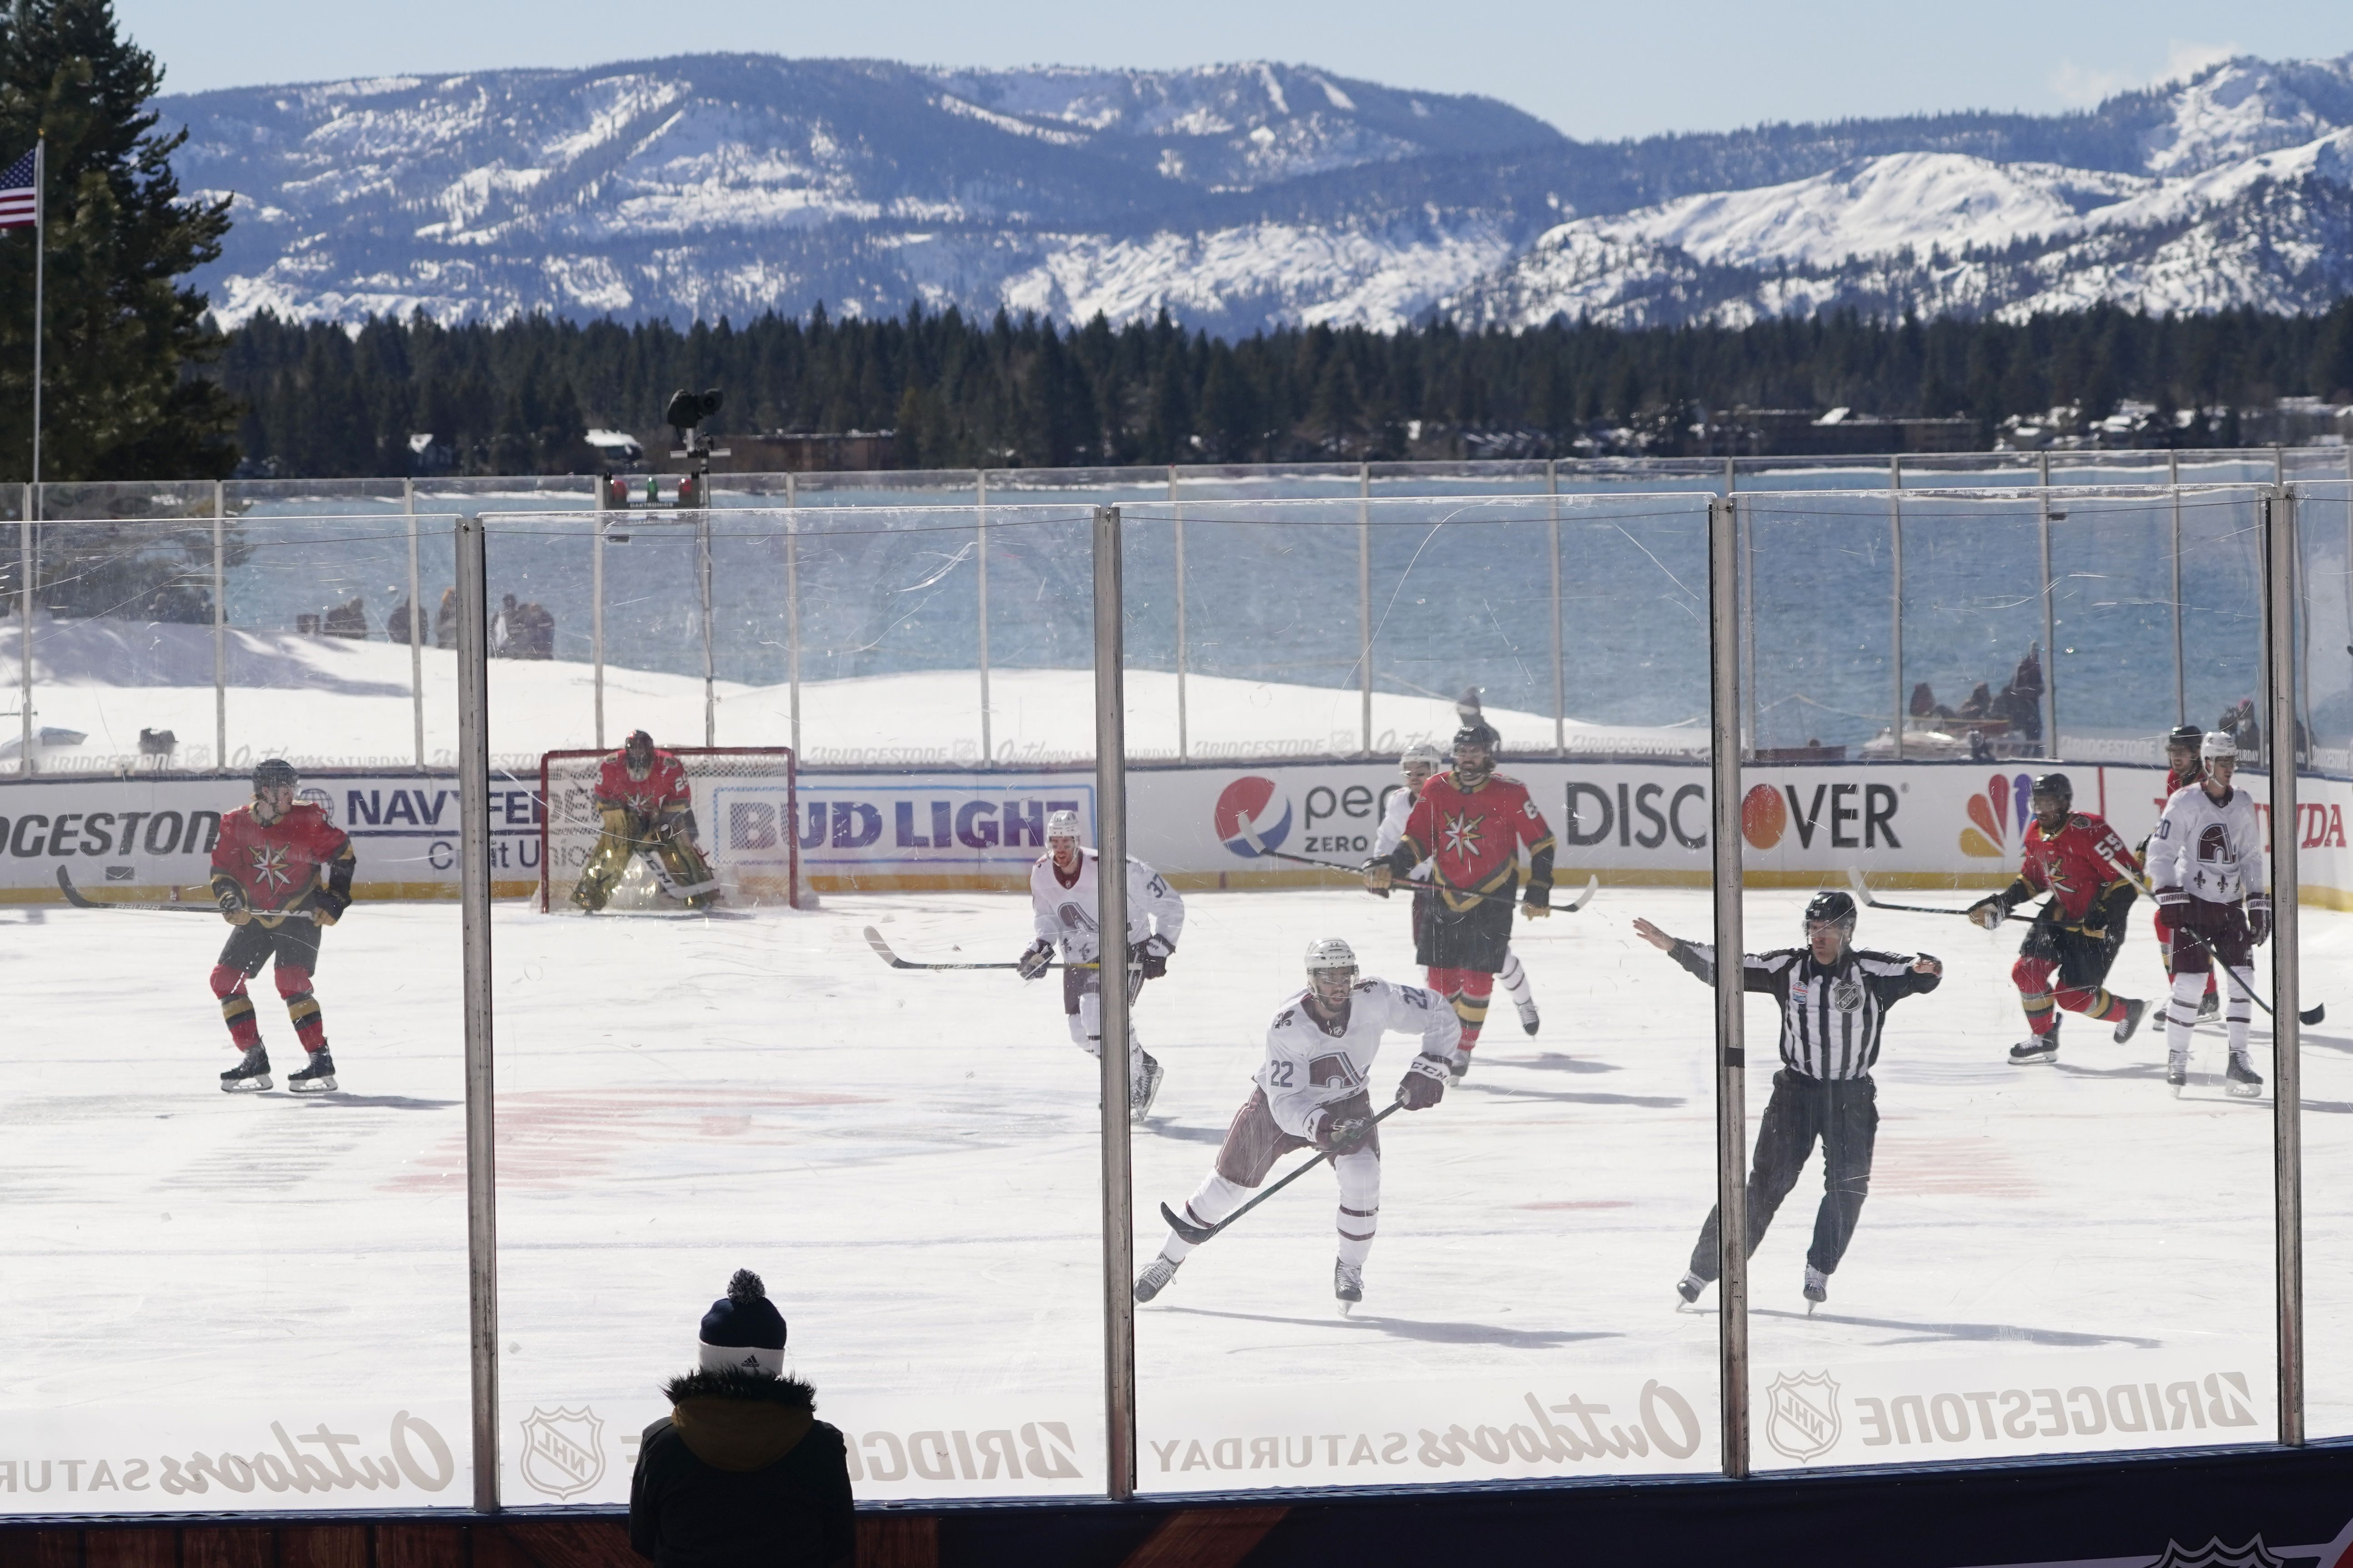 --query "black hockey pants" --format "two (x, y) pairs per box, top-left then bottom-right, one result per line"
(1688, 1069), (1878, 1281)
